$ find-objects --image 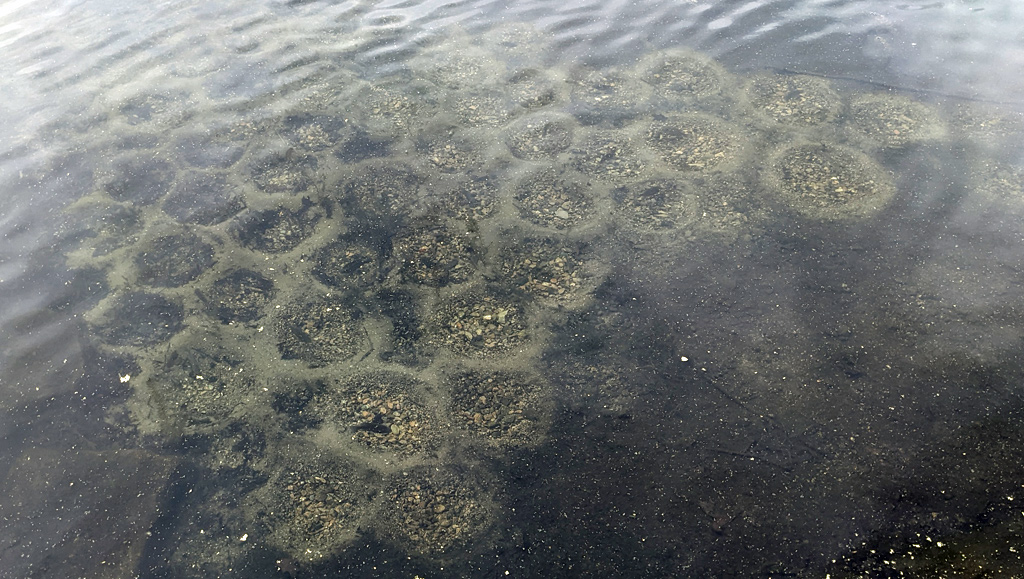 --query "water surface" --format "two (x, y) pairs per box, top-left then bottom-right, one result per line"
(2, 0), (1024, 577)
